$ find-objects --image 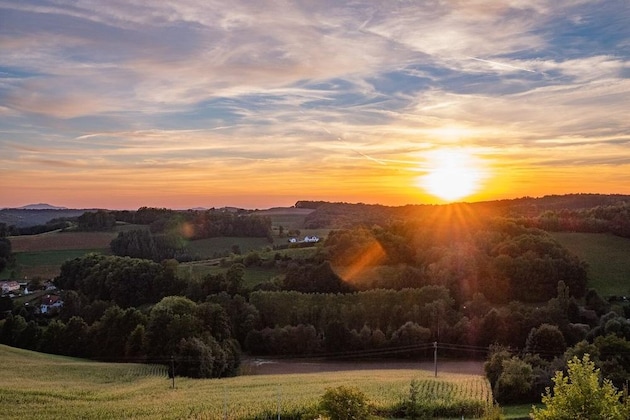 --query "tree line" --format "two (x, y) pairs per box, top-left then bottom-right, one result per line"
(111, 207), (273, 239)
(299, 195), (630, 237)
